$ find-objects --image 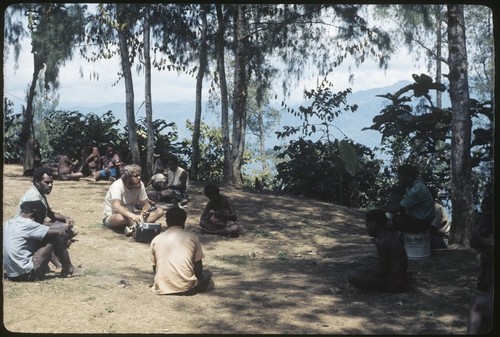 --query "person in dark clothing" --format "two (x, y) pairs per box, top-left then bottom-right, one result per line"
(347, 209), (409, 293)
